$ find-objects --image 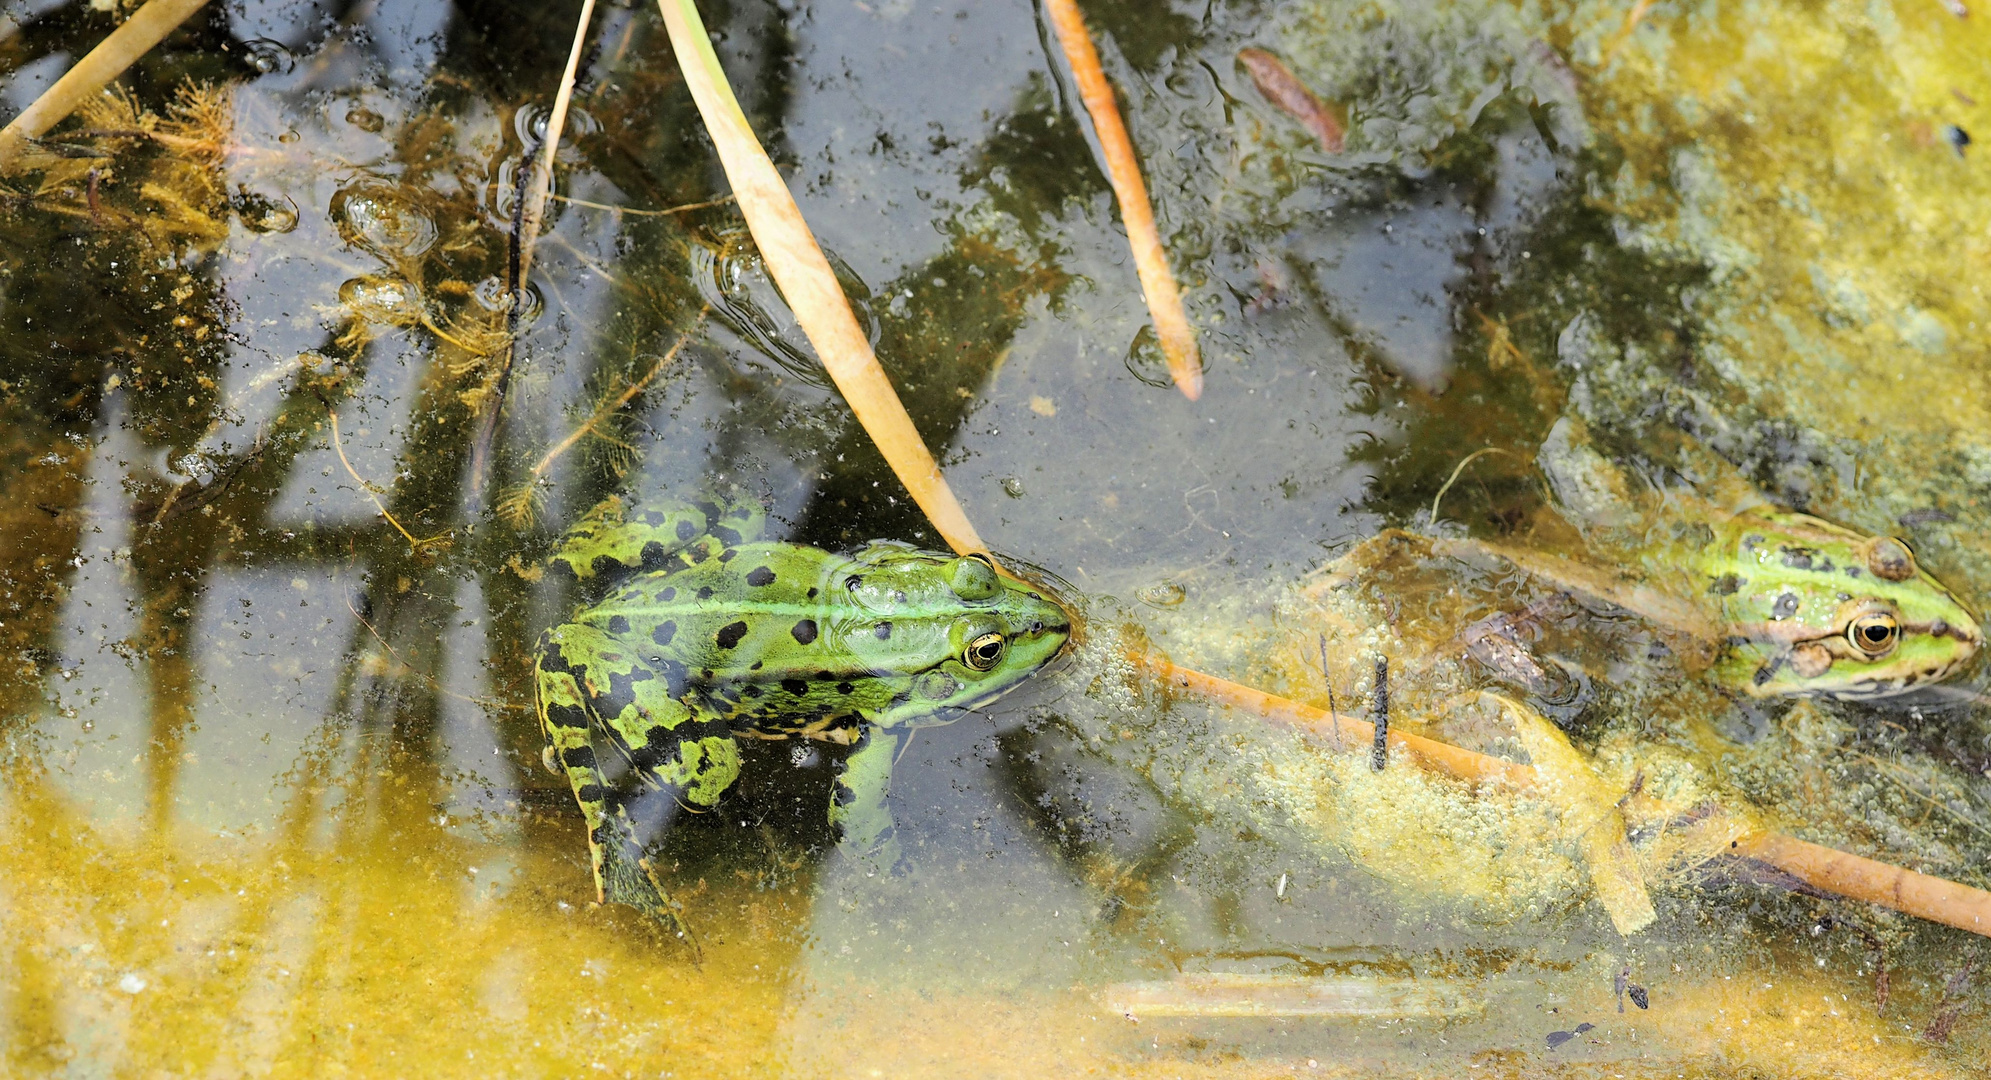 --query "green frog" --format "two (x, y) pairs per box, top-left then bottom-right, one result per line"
(1311, 418), (1982, 699)
(533, 494), (1072, 937)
